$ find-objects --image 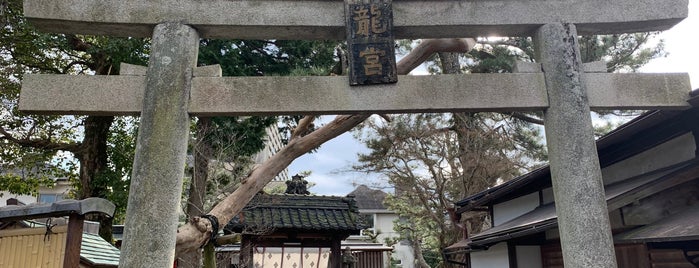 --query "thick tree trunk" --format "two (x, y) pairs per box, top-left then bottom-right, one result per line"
(77, 115), (115, 242)
(97, 216), (114, 244)
(186, 117), (213, 218)
(435, 52), (468, 268)
(179, 117), (213, 268)
(73, 40), (119, 243)
(410, 237), (431, 268)
(438, 52), (461, 74)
